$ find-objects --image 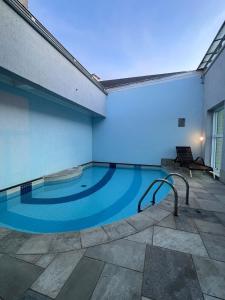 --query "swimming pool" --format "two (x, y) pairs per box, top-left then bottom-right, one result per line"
(0, 164), (171, 233)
